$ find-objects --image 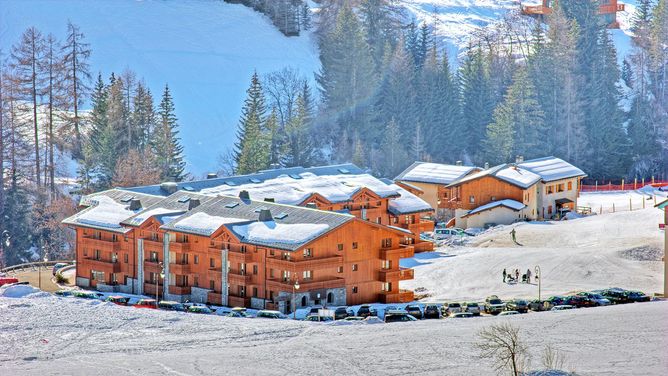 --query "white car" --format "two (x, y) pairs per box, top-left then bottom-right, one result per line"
(446, 302), (463, 314)
(464, 302), (481, 316)
(499, 310), (519, 316)
(551, 305), (575, 311)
